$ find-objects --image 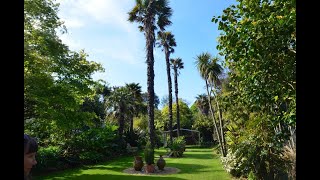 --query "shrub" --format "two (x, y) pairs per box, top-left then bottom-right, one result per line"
(62, 125), (120, 157)
(124, 130), (139, 147)
(220, 149), (246, 177)
(168, 136), (186, 157)
(137, 130), (147, 148)
(35, 146), (64, 171)
(281, 145), (296, 180)
(144, 142), (154, 165)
